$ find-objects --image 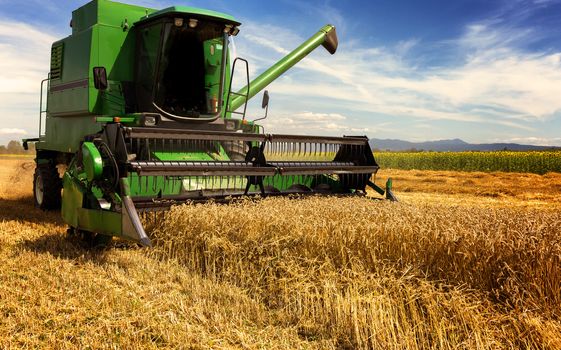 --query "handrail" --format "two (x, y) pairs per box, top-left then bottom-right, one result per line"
(224, 57), (250, 120)
(39, 74), (51, 138)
